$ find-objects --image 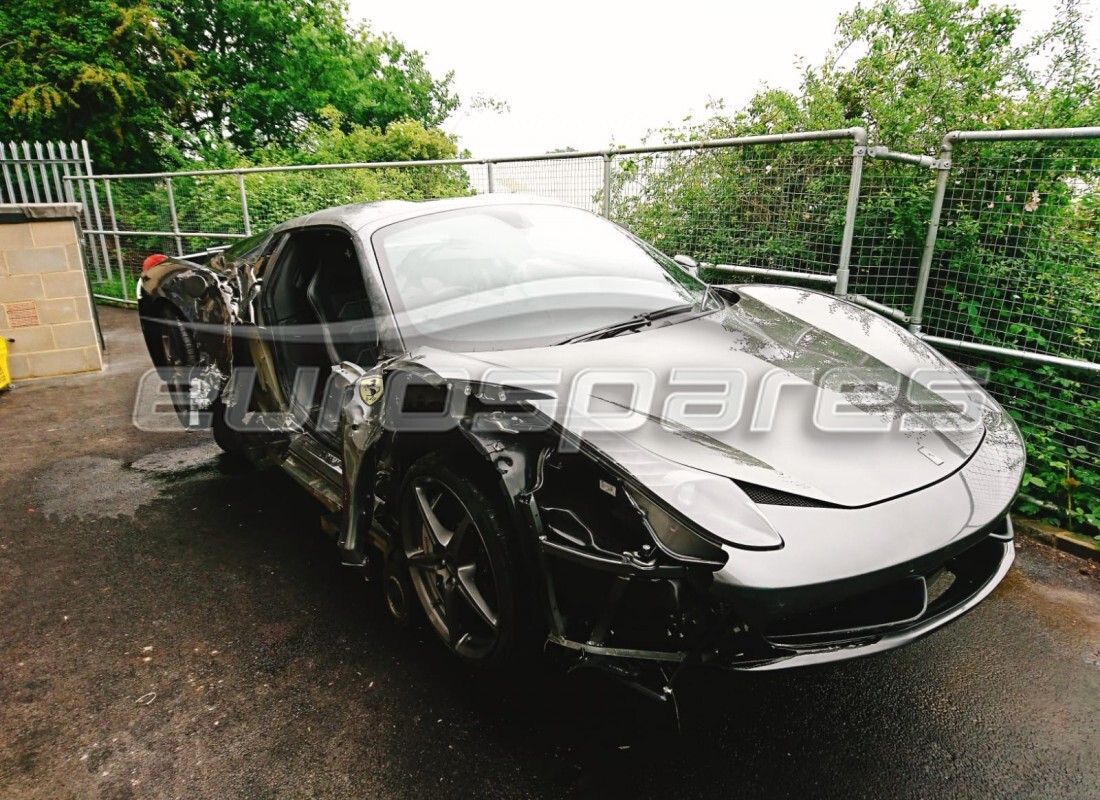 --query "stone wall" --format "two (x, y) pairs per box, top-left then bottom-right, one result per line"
(0, 204), (103, 379)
